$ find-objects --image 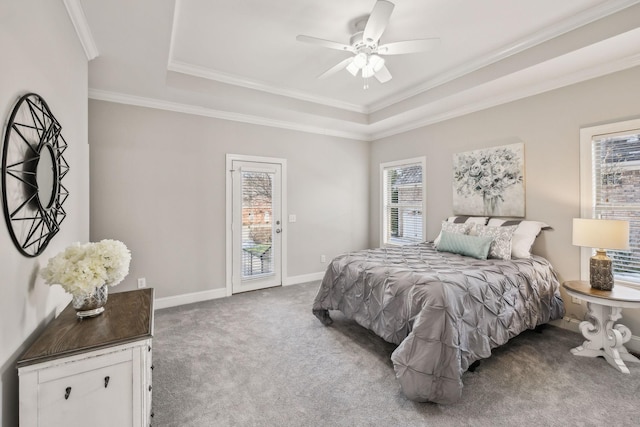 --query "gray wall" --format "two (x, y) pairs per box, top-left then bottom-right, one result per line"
(88, 100), (370, 299)
(0, 2), (90, 425)
(370, 65), (640, 338)
(91, 66), (640, 337)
